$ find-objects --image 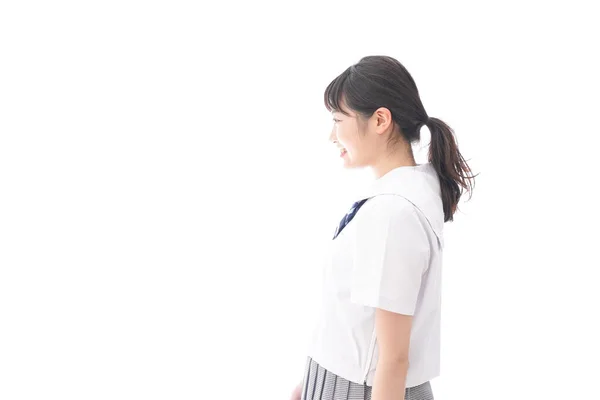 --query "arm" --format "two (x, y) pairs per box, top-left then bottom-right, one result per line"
(290, 380), (304, 400)
(290, 379), (303, 400)
(371, 308), (412, 400)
